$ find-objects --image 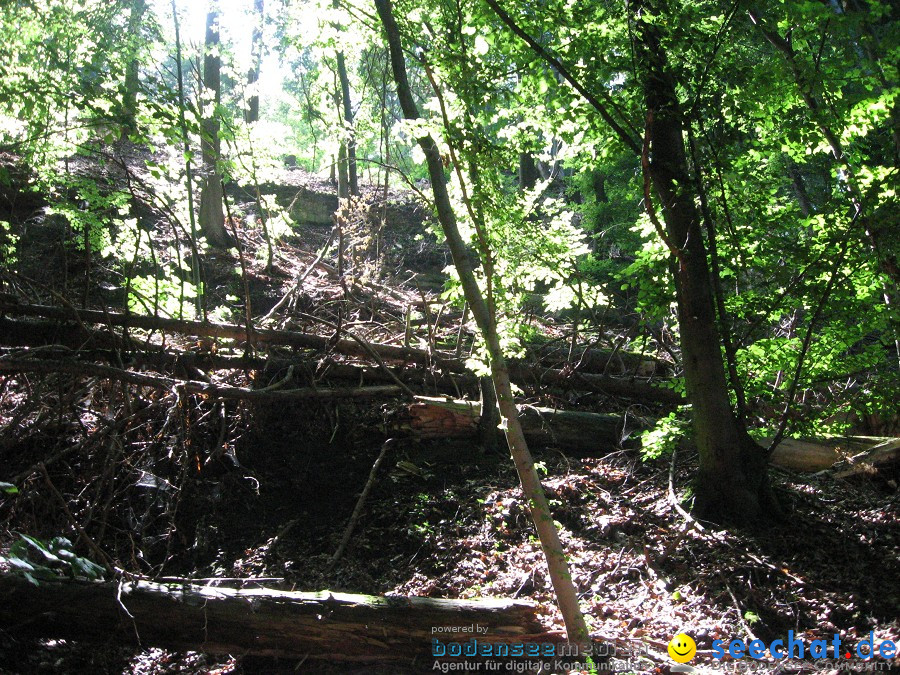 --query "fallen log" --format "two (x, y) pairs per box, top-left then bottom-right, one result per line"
(530, 344), (666, 376)
(0, 317), (141, 351)
(506, 364), (684, 405)
(769, 436), (900, 473)
(834, 438), (900, 478)
(0, 340), (477, 397)
(0, 301), (464, 372)
(390, 396), (635, 453)
(0, 357), (403, 402)
(0, 574), (559, 663)
(0, 303), (683, 404)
